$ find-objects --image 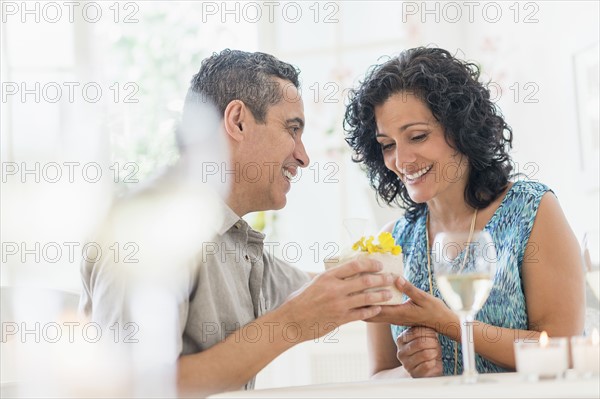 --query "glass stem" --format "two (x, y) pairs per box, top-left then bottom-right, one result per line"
(460, 313), (478, 383)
